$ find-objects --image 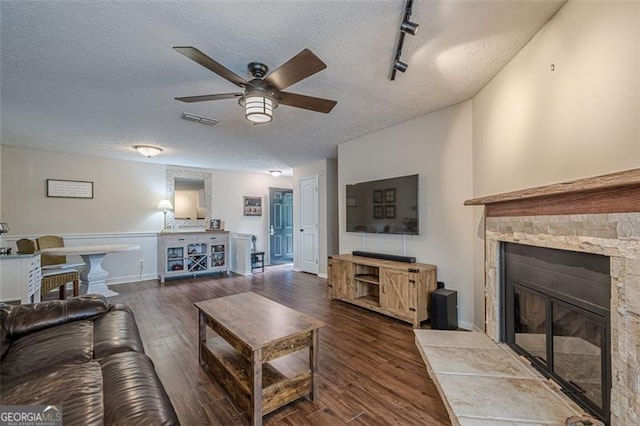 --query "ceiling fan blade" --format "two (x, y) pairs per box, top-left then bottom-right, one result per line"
(265, 49), (327, 90)
(278, 92), (337, 114)
(173, 46), (247, 87)
(174, 93), (243, 103)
